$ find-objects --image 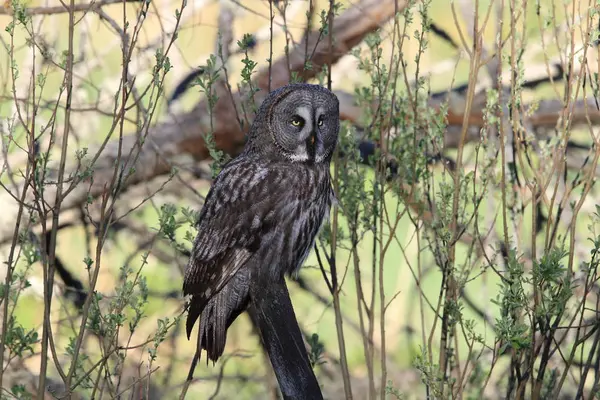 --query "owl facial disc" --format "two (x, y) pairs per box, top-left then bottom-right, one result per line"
(252, 83), (340, 164)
